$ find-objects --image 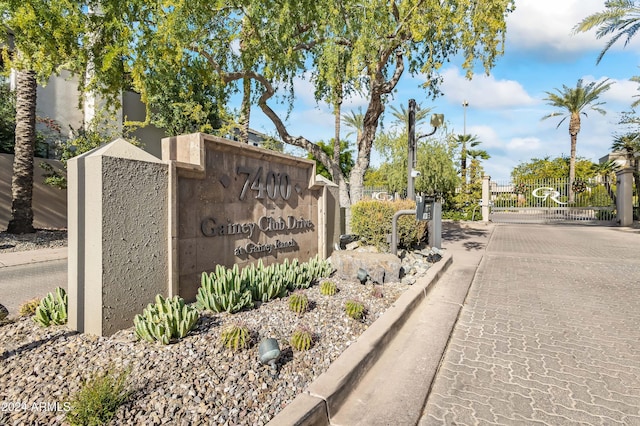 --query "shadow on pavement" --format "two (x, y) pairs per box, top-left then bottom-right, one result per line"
(442, 222), (489, 252)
